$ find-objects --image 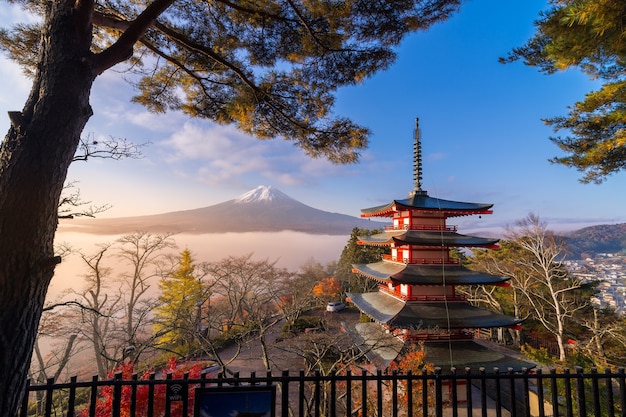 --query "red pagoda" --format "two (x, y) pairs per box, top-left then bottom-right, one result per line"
(347, 118), (533, 371)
